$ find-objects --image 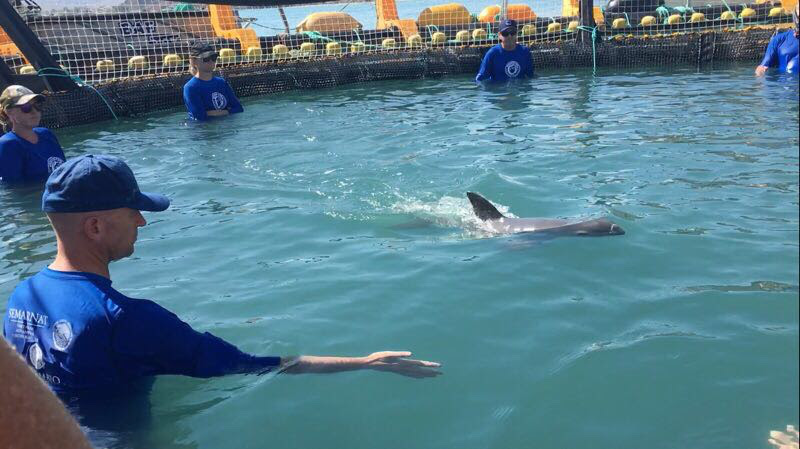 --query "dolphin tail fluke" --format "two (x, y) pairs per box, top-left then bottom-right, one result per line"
(466, 192), (506, 220)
